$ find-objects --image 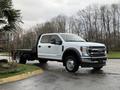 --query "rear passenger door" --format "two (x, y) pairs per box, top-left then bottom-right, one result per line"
(38, 35), (52, 59)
